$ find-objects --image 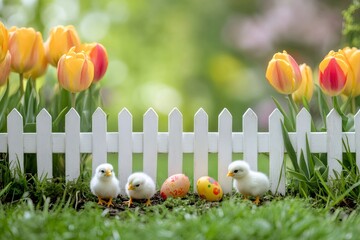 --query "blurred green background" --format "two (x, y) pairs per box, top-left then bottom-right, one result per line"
(0, 0), (352, 132)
